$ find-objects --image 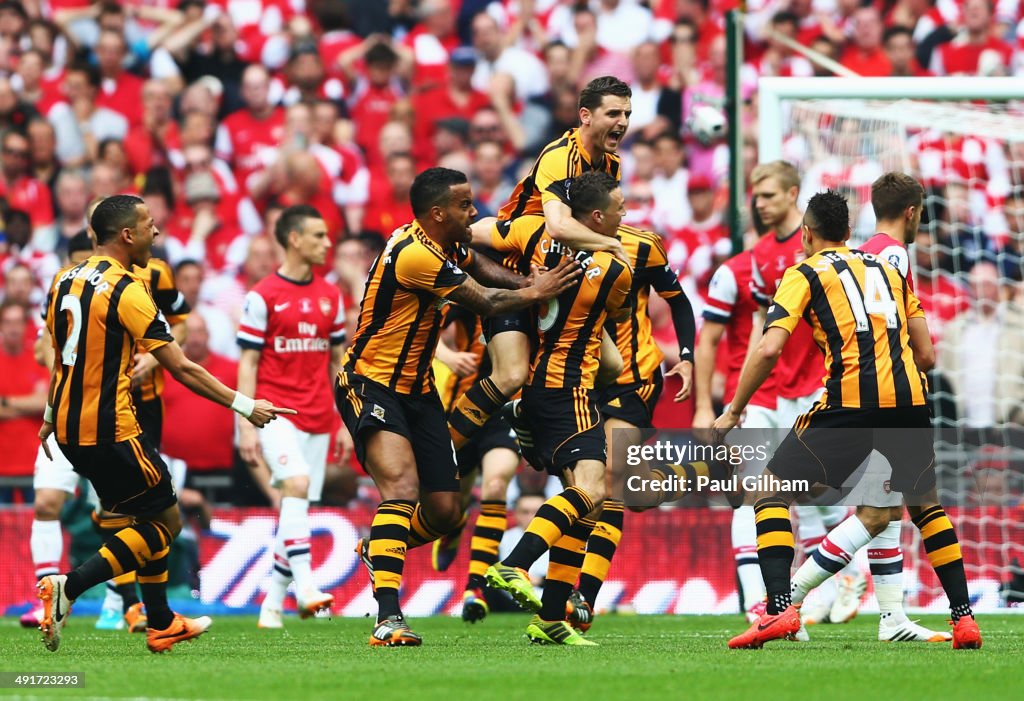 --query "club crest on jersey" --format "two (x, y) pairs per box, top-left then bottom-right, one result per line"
(299, 298), (312, 314)
(371, 404), (386, 421)
(319, 297), (332, 316)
